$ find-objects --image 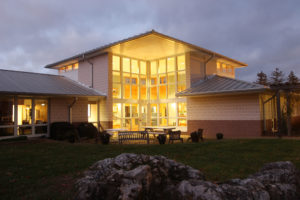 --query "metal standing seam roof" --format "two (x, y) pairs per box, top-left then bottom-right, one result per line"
(44, 30), (247, 69)
(0, 69), (106, 97)
(177, 75), (268, 96)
